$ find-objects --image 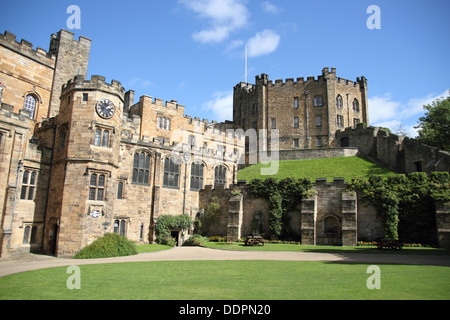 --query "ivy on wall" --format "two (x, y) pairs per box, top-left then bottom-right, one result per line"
(347, 172), (450, 242)
(249, 177), (314, 239)
(155, 214), (192, 243)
